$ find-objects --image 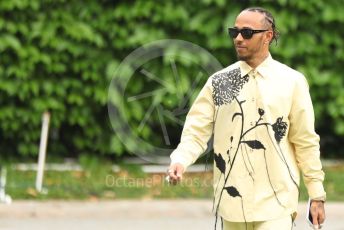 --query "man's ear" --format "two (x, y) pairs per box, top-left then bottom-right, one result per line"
(266, 30), (273, 44)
